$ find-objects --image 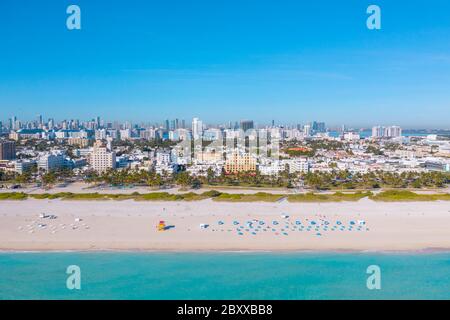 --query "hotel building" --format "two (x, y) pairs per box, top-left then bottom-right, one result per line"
(91, 141), (116, 173)
(225, 153), (257, 174)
